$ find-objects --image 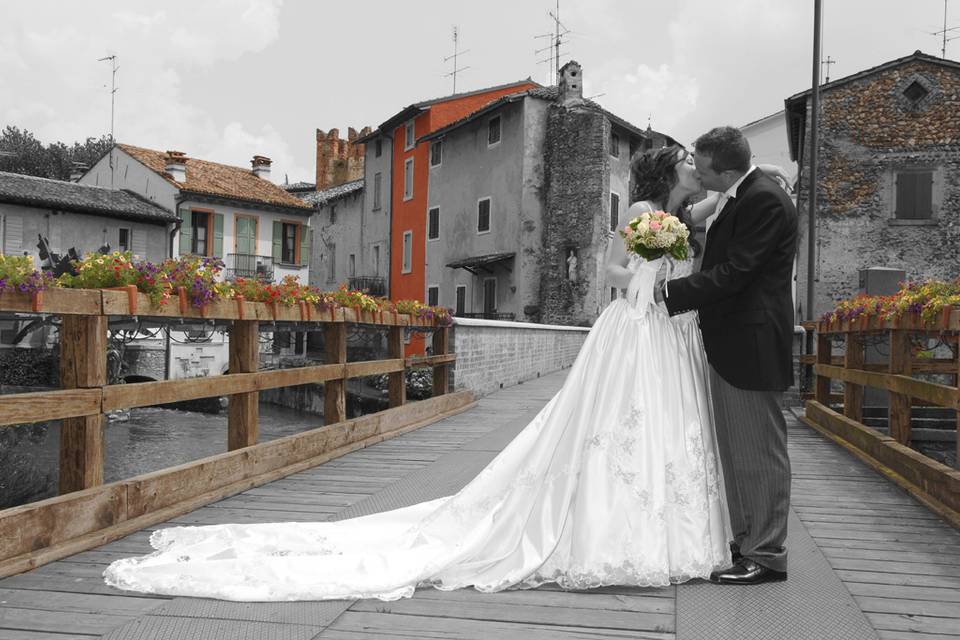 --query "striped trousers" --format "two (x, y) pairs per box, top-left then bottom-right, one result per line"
(709, 365), (791, 573)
